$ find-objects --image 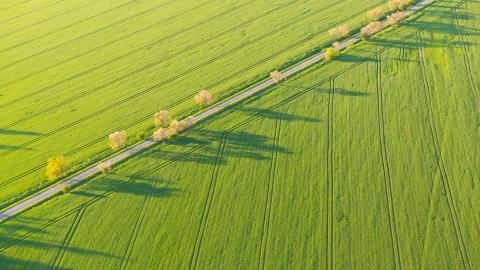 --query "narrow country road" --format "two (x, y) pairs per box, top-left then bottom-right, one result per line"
(0, 0), (433, 222)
